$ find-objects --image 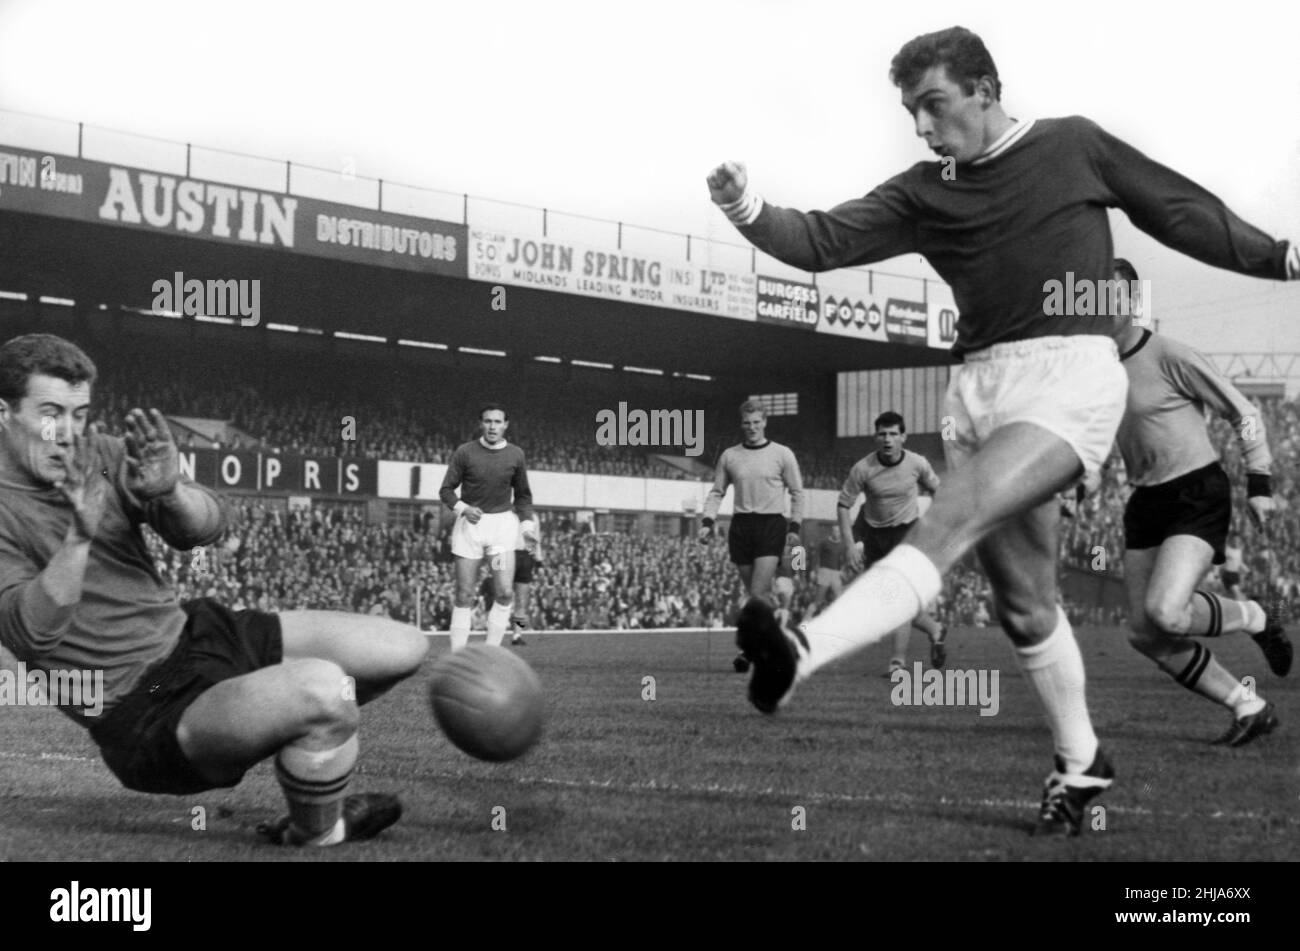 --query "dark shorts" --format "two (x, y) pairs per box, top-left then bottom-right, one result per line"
(853, 519), (915, 568)
(728, 513), (787, 566)
(1123, 462), (1231, 565)
(88, 598), (283, 796)
(514, 549), (535, 585)
(1220, 569), (1241, 588)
